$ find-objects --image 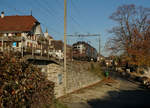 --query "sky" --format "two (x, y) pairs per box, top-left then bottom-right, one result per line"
(0, 0), (150, 56)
